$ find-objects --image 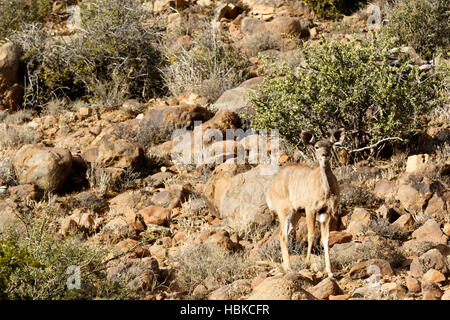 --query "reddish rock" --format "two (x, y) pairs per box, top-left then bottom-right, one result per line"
(406, 276), (421, 293)
(138, 205), (171, 226)
(329, 231), (352, 247)
(307, 277), (343, 300)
